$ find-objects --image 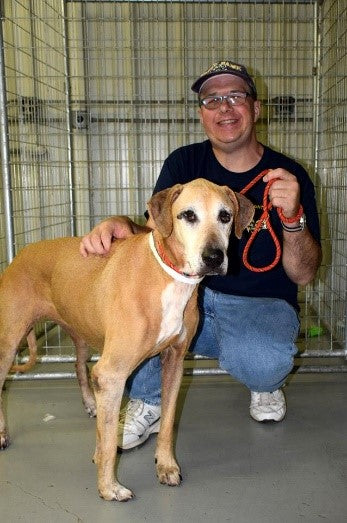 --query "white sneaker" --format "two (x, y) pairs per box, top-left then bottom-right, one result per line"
(250, 389), (286, 422)
(117, 399), (161, 450)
